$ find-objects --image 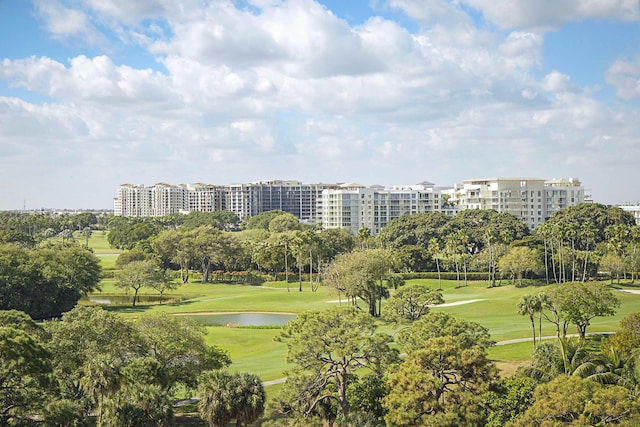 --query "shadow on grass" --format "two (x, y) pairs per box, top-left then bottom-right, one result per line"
(102, 298), (198, 314)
